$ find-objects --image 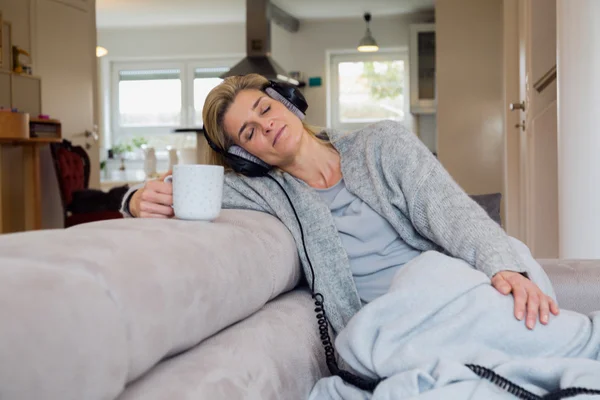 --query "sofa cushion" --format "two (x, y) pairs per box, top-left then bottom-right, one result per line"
(117, 290), (328, 400)
(470, 193), (502, 225)
(538, 259), (600, 315)
(0, 210), (300, 400)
